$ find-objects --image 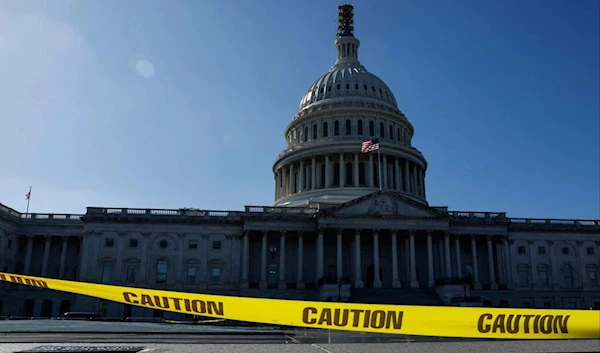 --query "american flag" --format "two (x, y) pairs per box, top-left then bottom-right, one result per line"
(361, 139), (380, 153)
(25, 191), (30, 200)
